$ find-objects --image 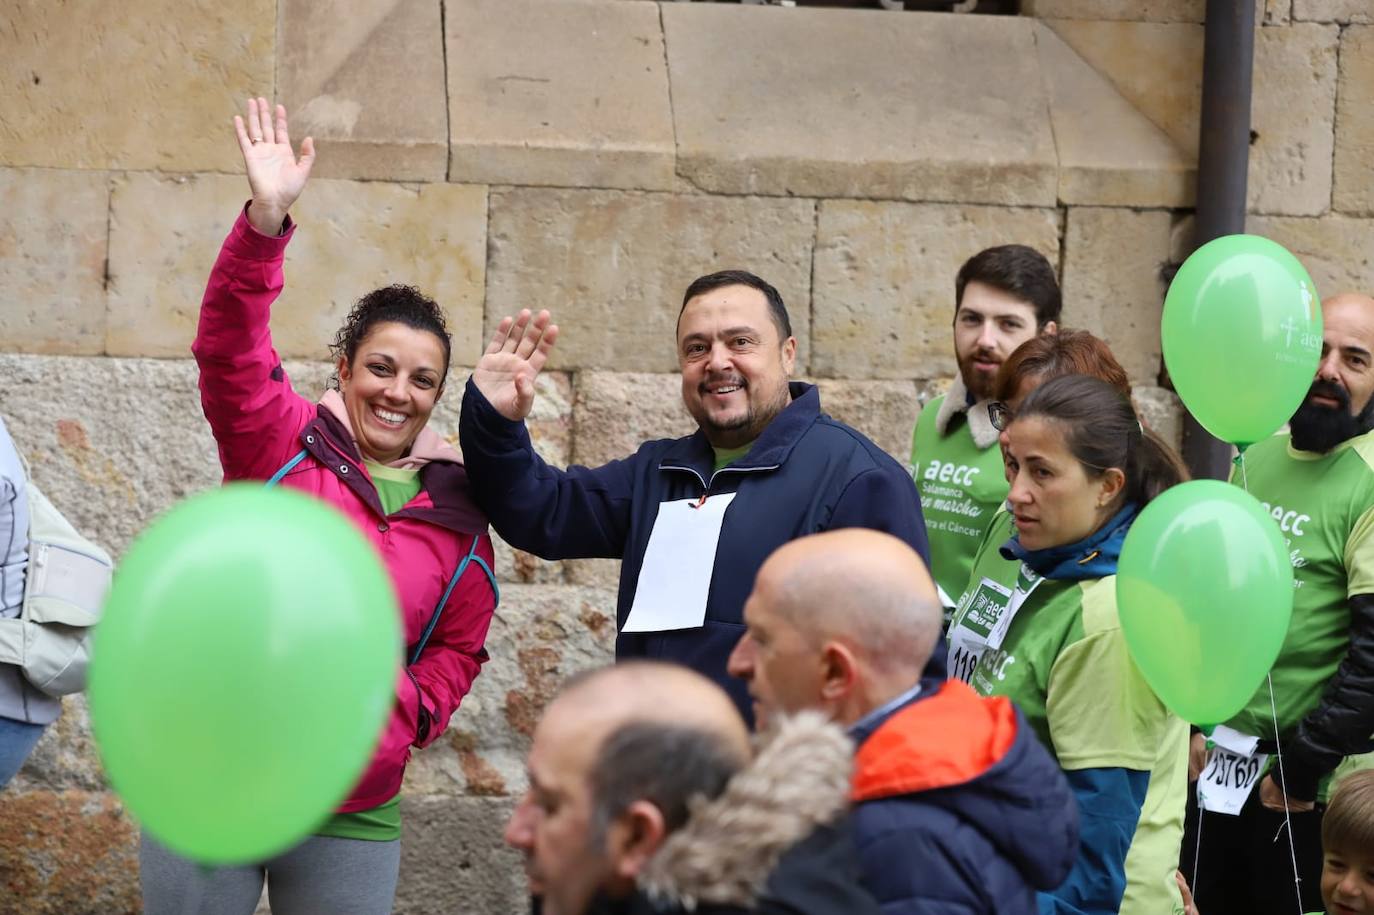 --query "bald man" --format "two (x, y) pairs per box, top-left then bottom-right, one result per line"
(728, 530), (1077, 914)
(1188, 292), (1374, 913)
(503, 661), (881, 915)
